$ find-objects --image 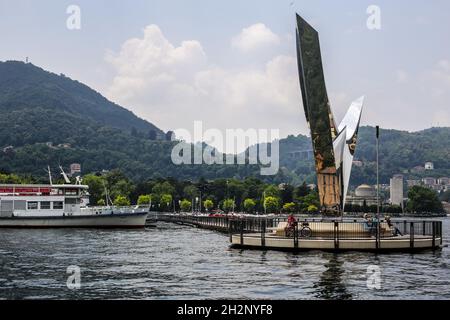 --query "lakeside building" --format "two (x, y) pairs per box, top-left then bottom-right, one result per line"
(390, 174), (404, 207)
(345, 184), (379, 207)
(442, 202), (450, 214)
(406, 177), (450, 192)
